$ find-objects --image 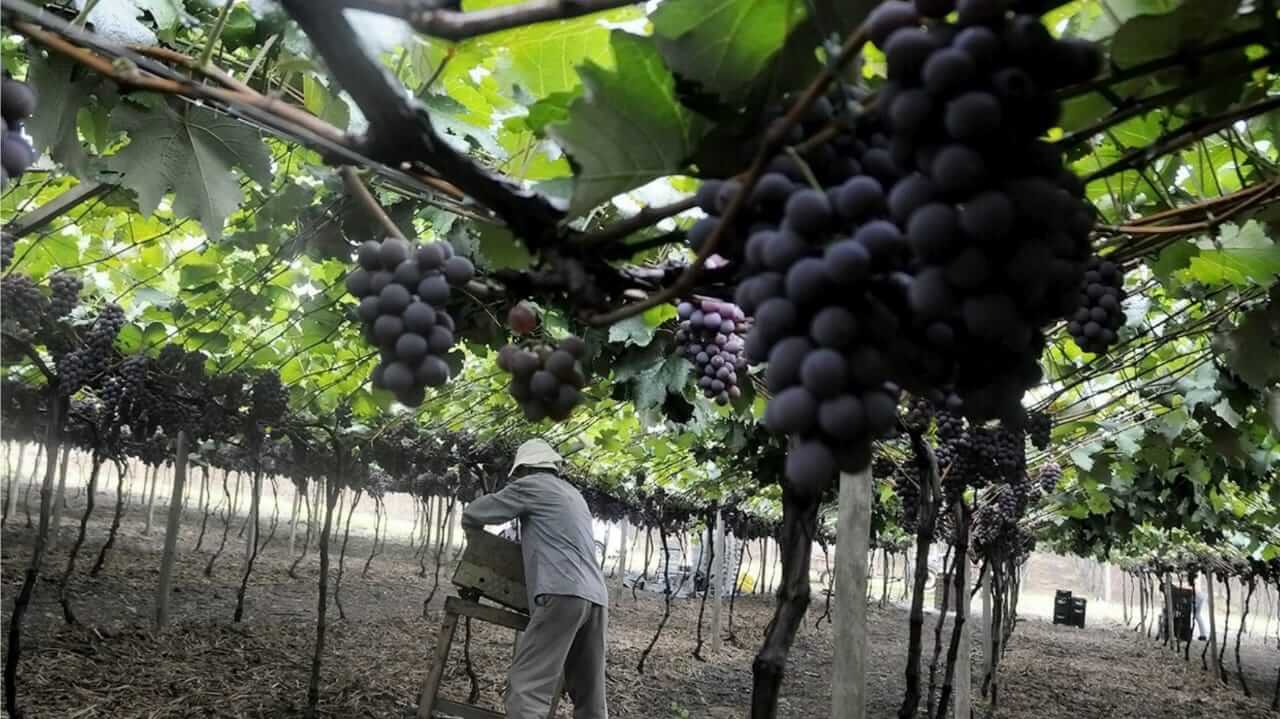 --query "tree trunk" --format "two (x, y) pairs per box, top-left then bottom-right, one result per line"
(749, 490), (819, 717)
(205, 470), (234, 578)
(48, 444), (71, 545)
(290, 481), (315, 579)
(154, 432), (189, 630)
(305, 463), (342, 719)
(334, 489), (362, 620)
(363, 497), (382, 578)
(759, 539), (769, 596)
(952, 554), (972, 719)
(935, 502), (972, 719)
(58, 454), (105, 624)
(1, 442), (27, 528)
(195, 467), (212, 552)
(4, 394), (64, 719)
(898, 431), (939, 719)
(1219, 578), (1232, 681)
(833, 469), (872, 719)
(21, 442), (44, 529)
(638, 526), (674, 674)
(614, 518), (630, 598)
(289, 487), (302, 557)
(1235, 579), (1253, 696)
(981, 564), (993, 696)
(692, 517), (715, 661)
(234, 463), (265, 622)
(244, 468), (262, 572)
(90, 461), (129, 577)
